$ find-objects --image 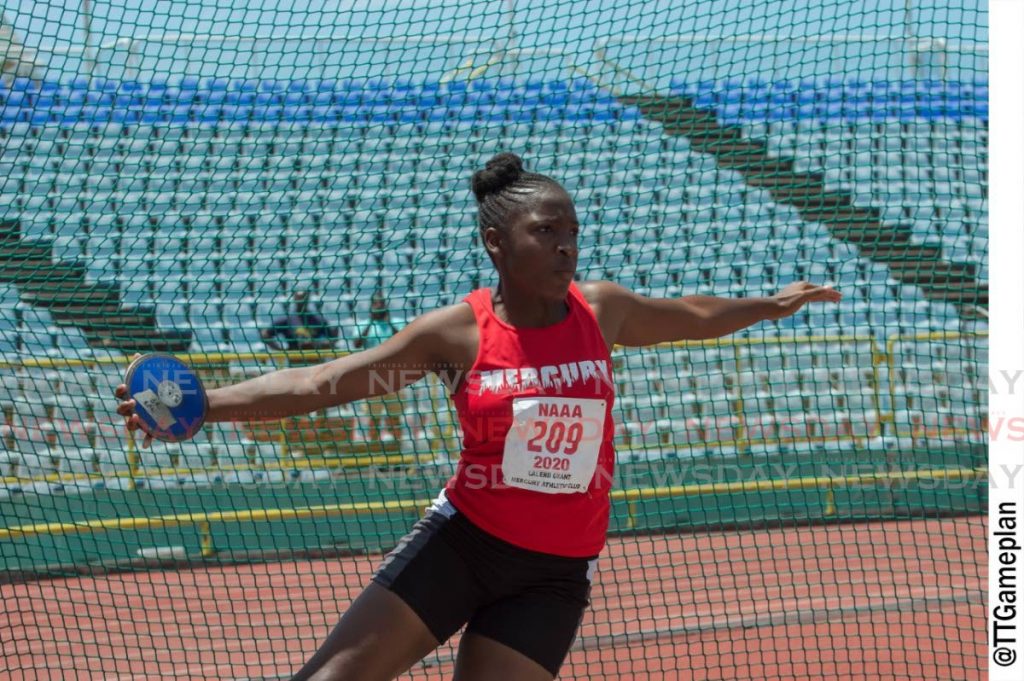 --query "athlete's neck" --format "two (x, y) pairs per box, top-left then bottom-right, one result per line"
(492, 283), (570, 328)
